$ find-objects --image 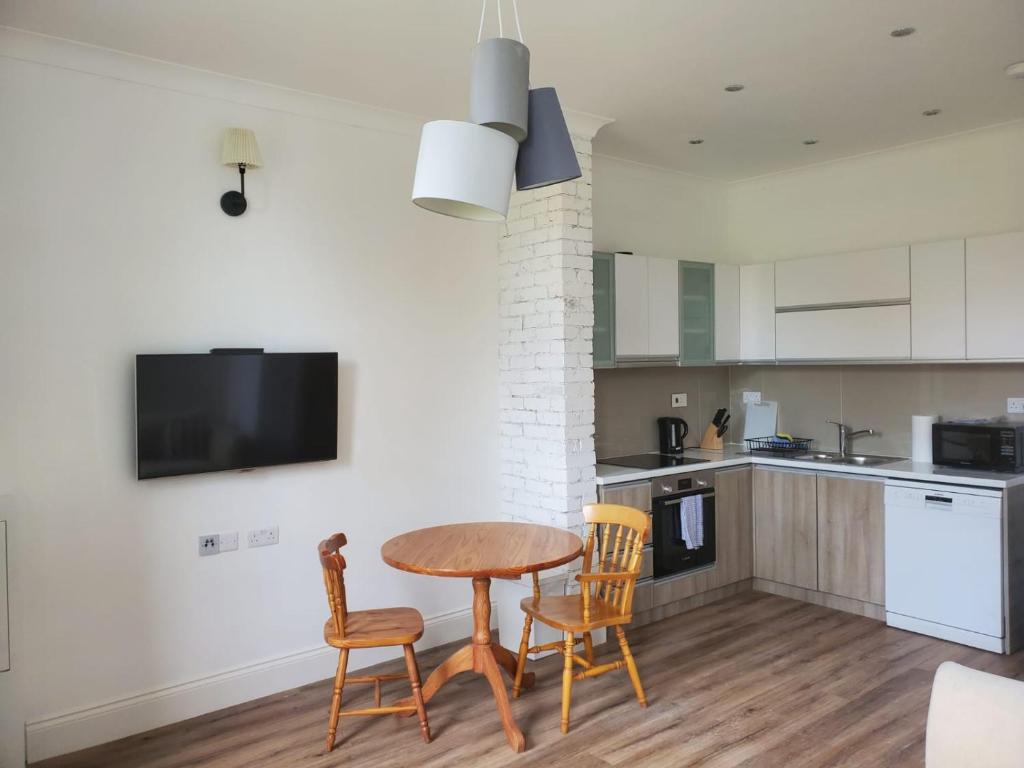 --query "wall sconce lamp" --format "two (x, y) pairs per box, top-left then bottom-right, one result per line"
(220, 128), (263, 216)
